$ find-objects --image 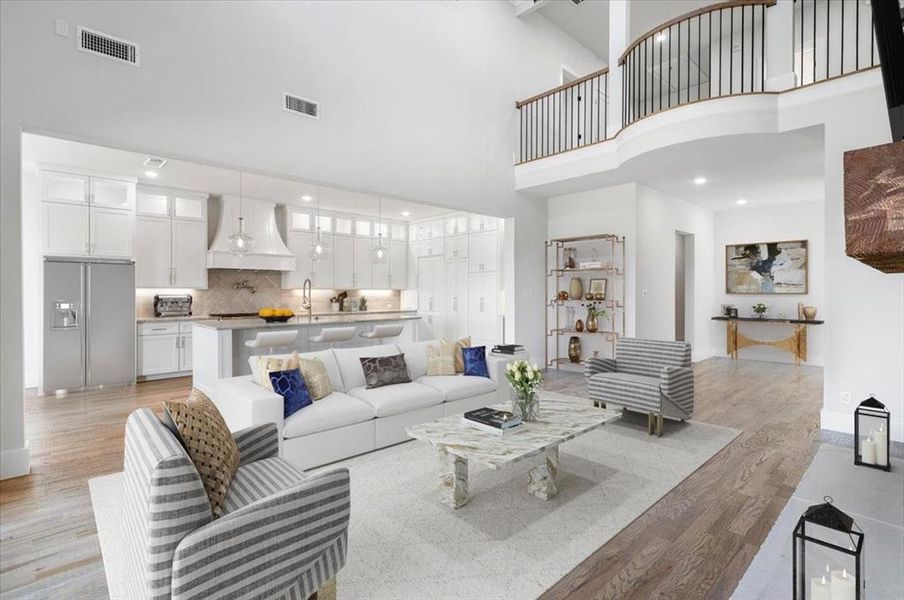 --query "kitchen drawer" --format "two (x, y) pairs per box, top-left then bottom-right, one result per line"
(138, 322), (180, 336)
